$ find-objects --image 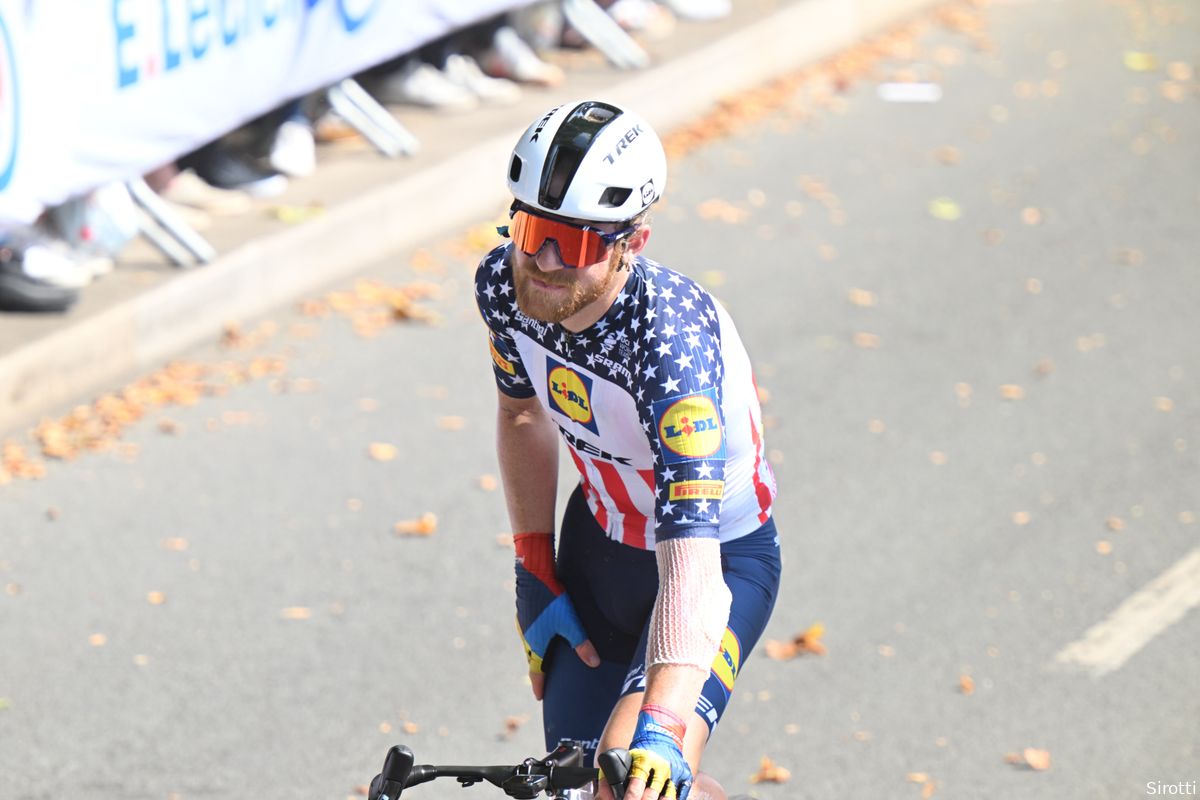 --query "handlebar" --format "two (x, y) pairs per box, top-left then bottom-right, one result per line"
(368, 740), (631, 799)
